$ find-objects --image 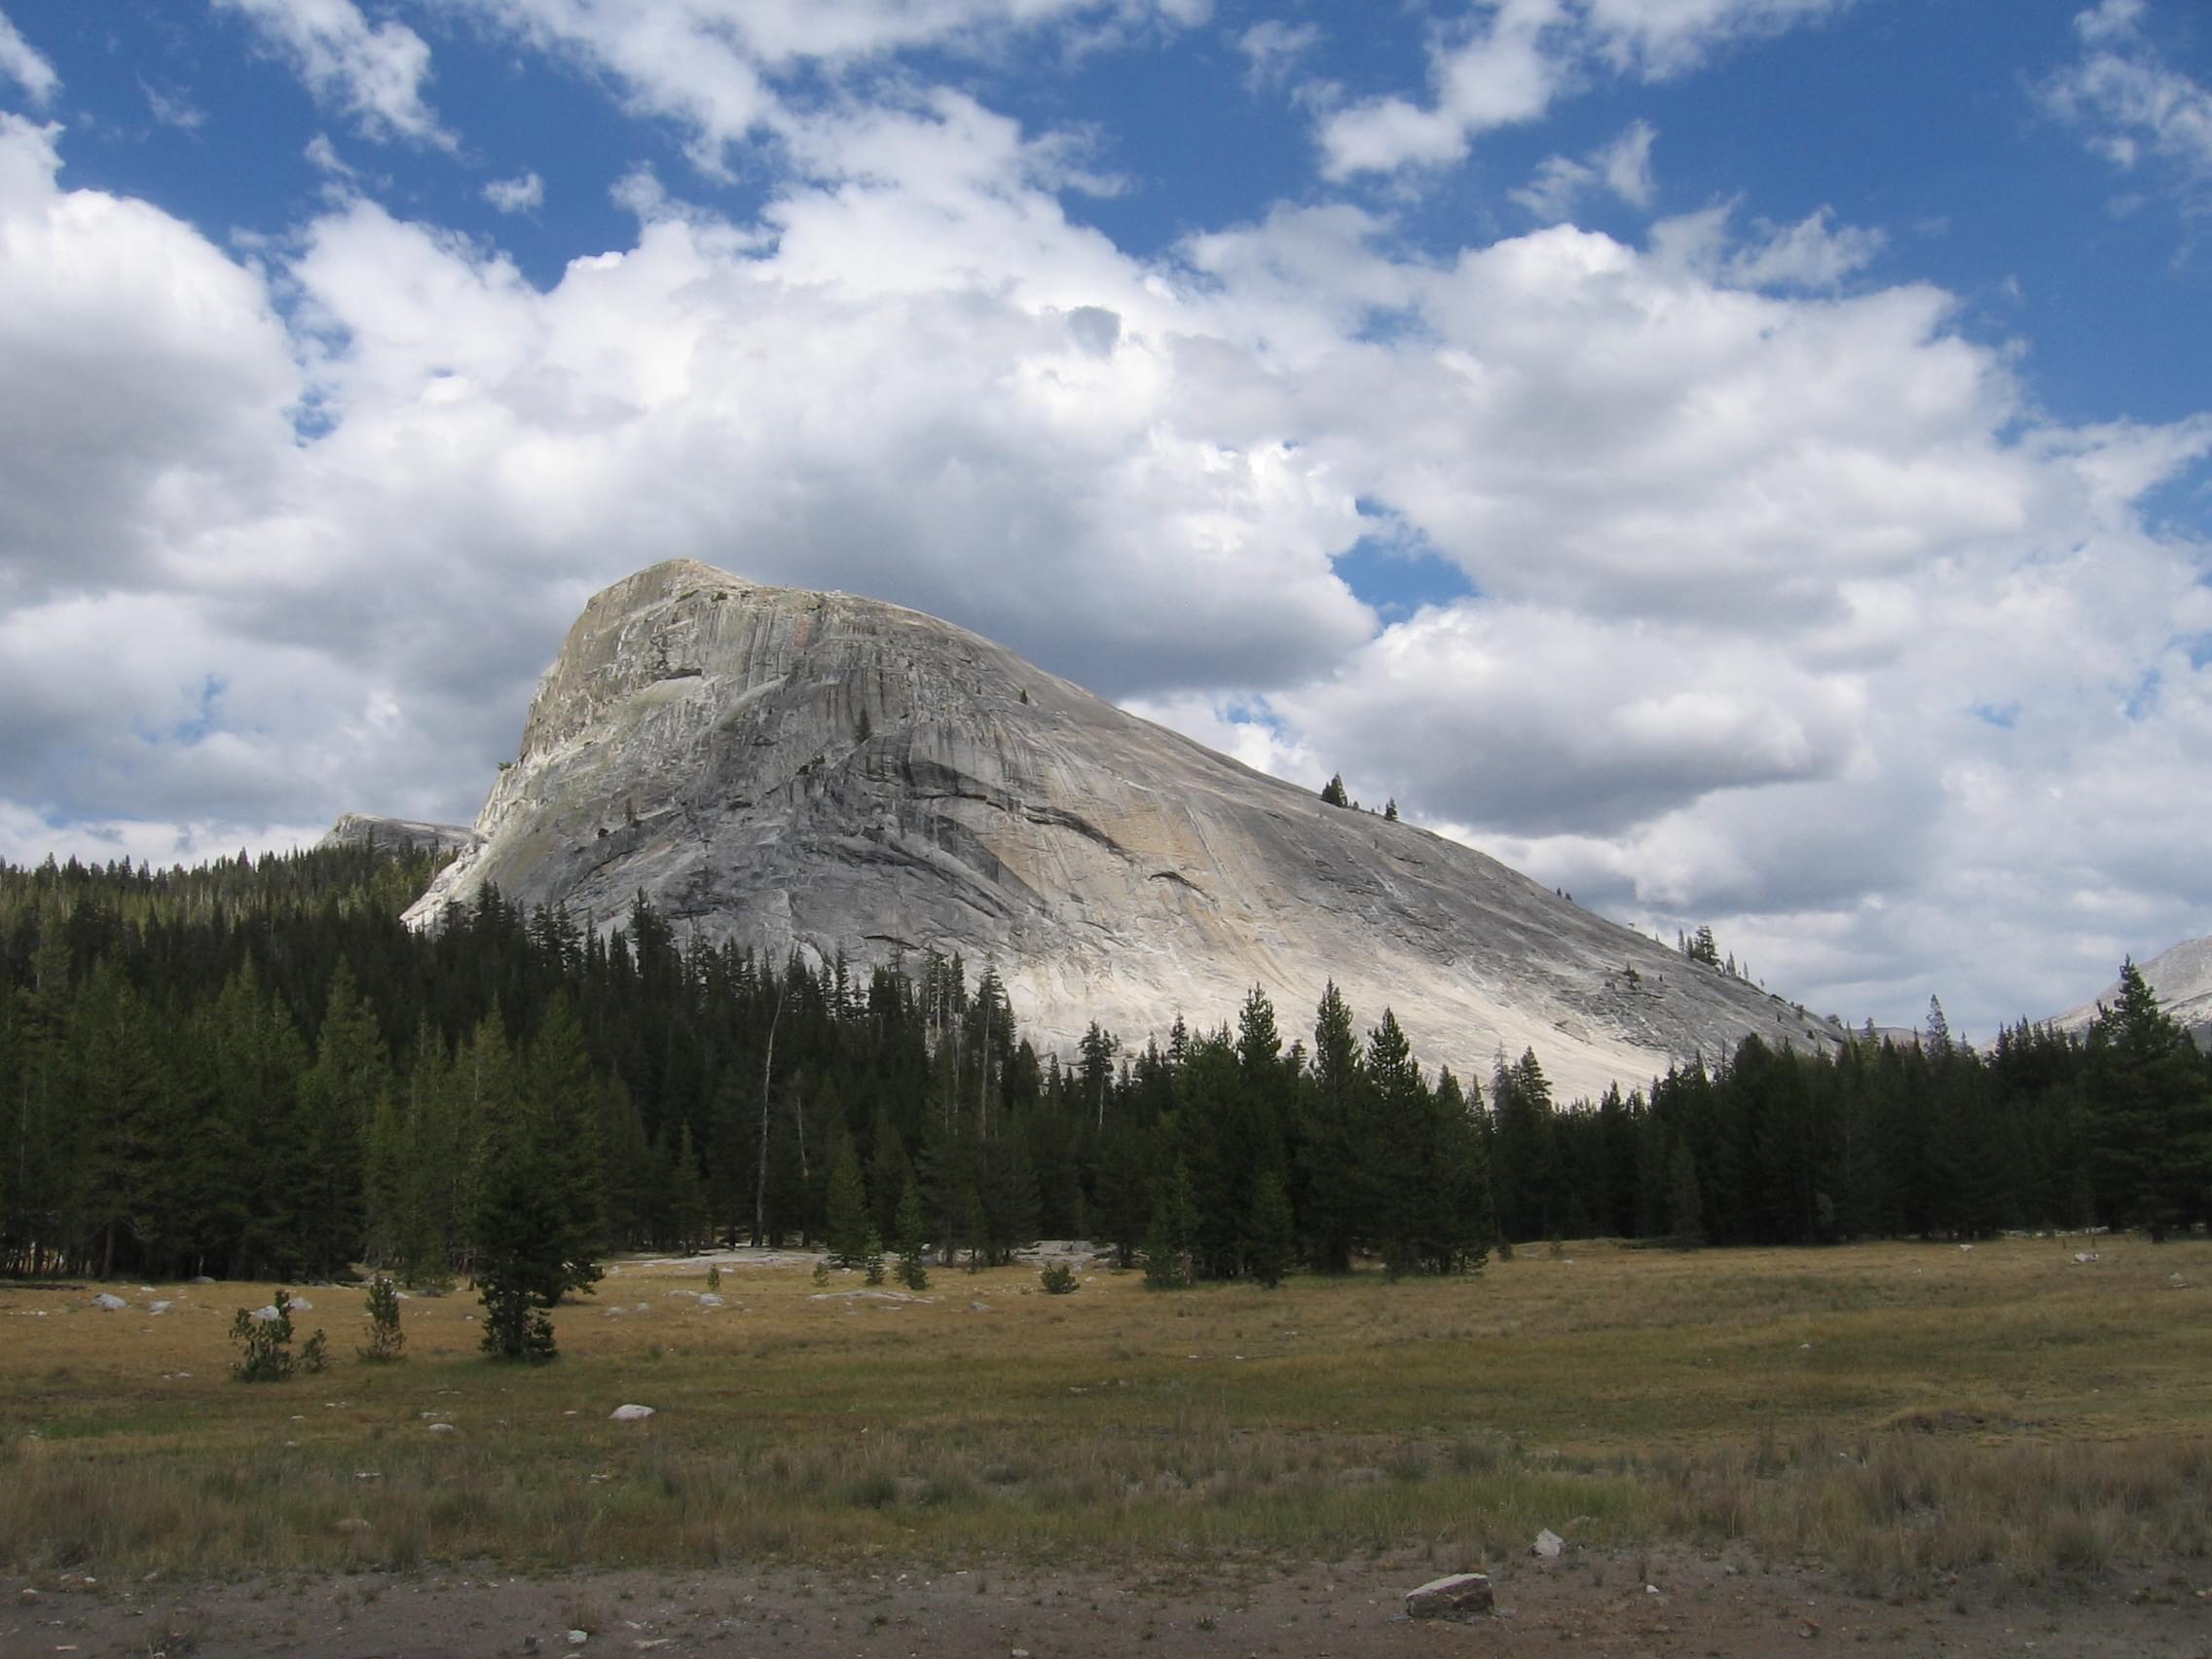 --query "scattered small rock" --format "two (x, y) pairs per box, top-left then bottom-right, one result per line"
(809, 1289), (928, 1304)
(2073, 1251), (2100, 1265)
(1532, 1528), (1566, 1558)
(568, 1630), (589, 1646)
(1404, 1572), (1493, 1621)
(147, 1300), (172, 1314)
(426, 1421), (458, 1435)
(610, 1404), (656, 1422)
(697, 1293), (724, 1309)
(969, 1301), (994, 1312)
(92, 1293), (128, 1310)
